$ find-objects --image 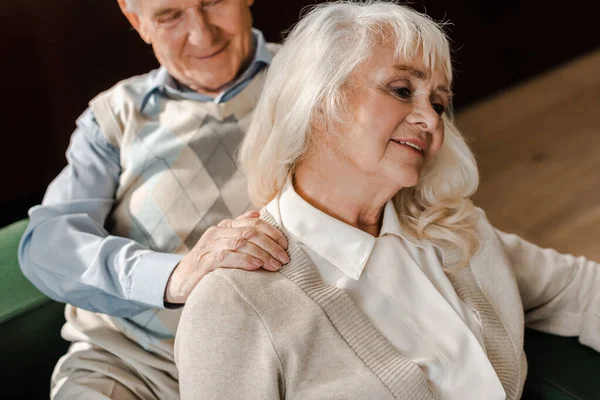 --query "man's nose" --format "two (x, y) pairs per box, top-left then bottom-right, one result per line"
(187, 9), (214, 46)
